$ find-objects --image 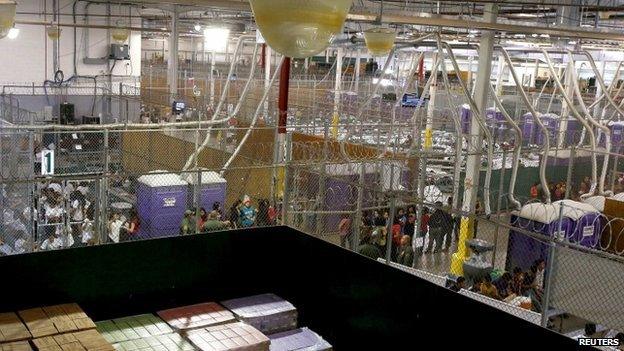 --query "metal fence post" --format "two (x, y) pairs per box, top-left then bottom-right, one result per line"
(281, 133), (292, 226)
(100, 129), (110, 244)
(541, 202), (562, 327)
(354, 162), (365, 252)
(195, 169), (201, 234)
(492, 150), (506, 267)
(385, 195), (397, 264)
(565, 146), (575, 199)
